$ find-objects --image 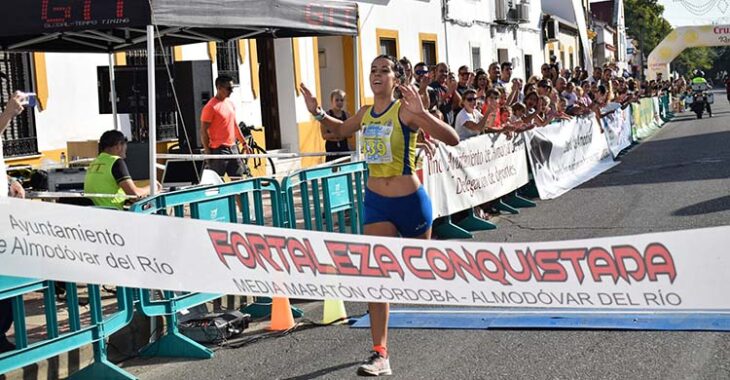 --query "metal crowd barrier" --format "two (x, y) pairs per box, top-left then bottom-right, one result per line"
(281, 161), (367, 233)
(128, 178), (285, 359)
(0, 276), (135, 379)
(660, 94), (674, 121)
